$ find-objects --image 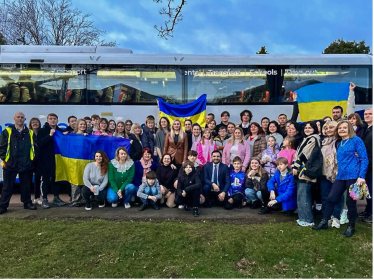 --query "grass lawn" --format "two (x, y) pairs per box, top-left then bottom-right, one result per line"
(0, 219), (372, 278)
